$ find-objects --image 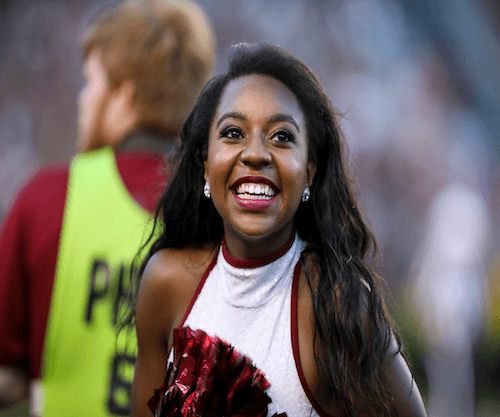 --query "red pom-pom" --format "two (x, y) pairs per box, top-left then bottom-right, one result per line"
(147, 327), (286, 417)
